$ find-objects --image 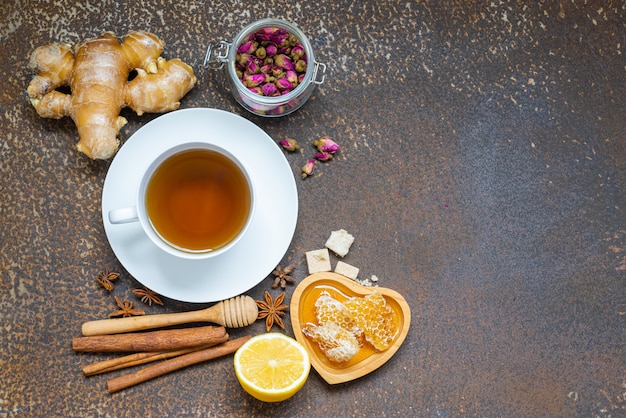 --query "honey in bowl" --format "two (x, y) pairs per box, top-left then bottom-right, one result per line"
(292, 273), (408, 370)
(291, 272), (411, 384)
(145, 148), (252, 252)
